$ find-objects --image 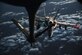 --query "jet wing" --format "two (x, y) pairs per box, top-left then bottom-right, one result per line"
(57, 21), (80, 29)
